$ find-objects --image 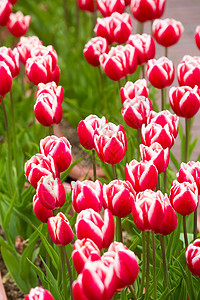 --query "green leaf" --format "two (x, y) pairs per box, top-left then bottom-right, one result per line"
(170, 152), (180, 171)
(60, 157), (82, 182)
